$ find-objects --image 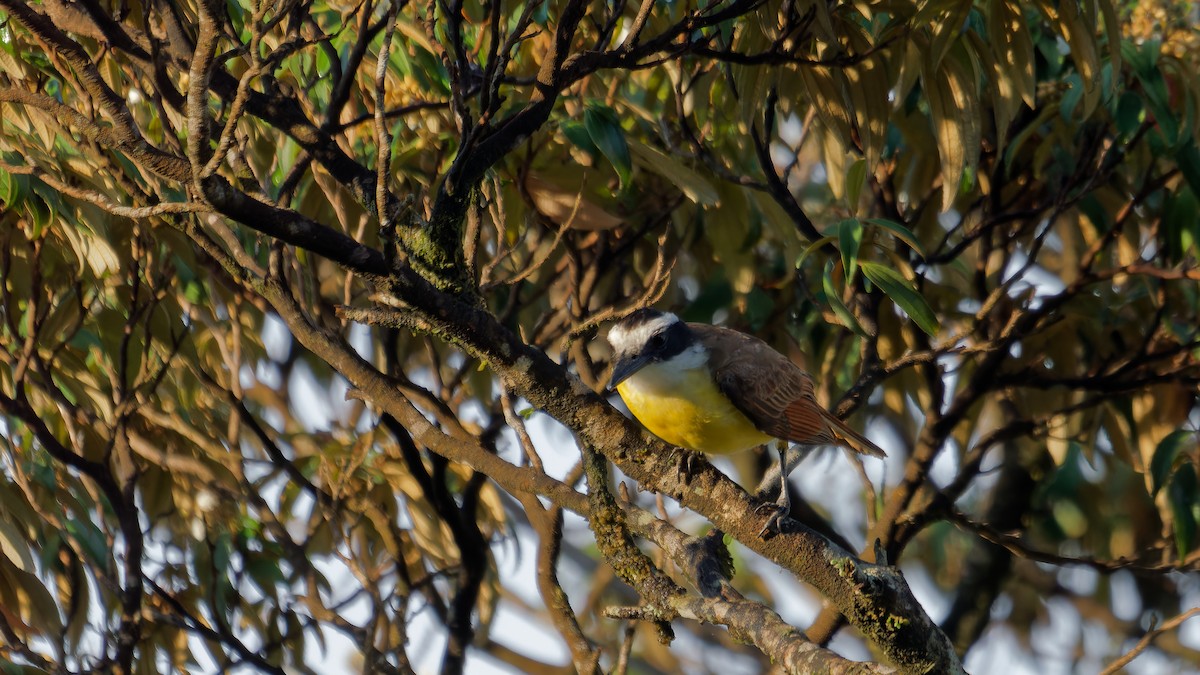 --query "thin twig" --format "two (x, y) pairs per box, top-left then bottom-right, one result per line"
(947, 508), (1199, 575)
(0, 162), (203, 217)
(1098, 607), (1200, 675)
(374, 1), (402, 230)
(501, 388), (545, 473)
